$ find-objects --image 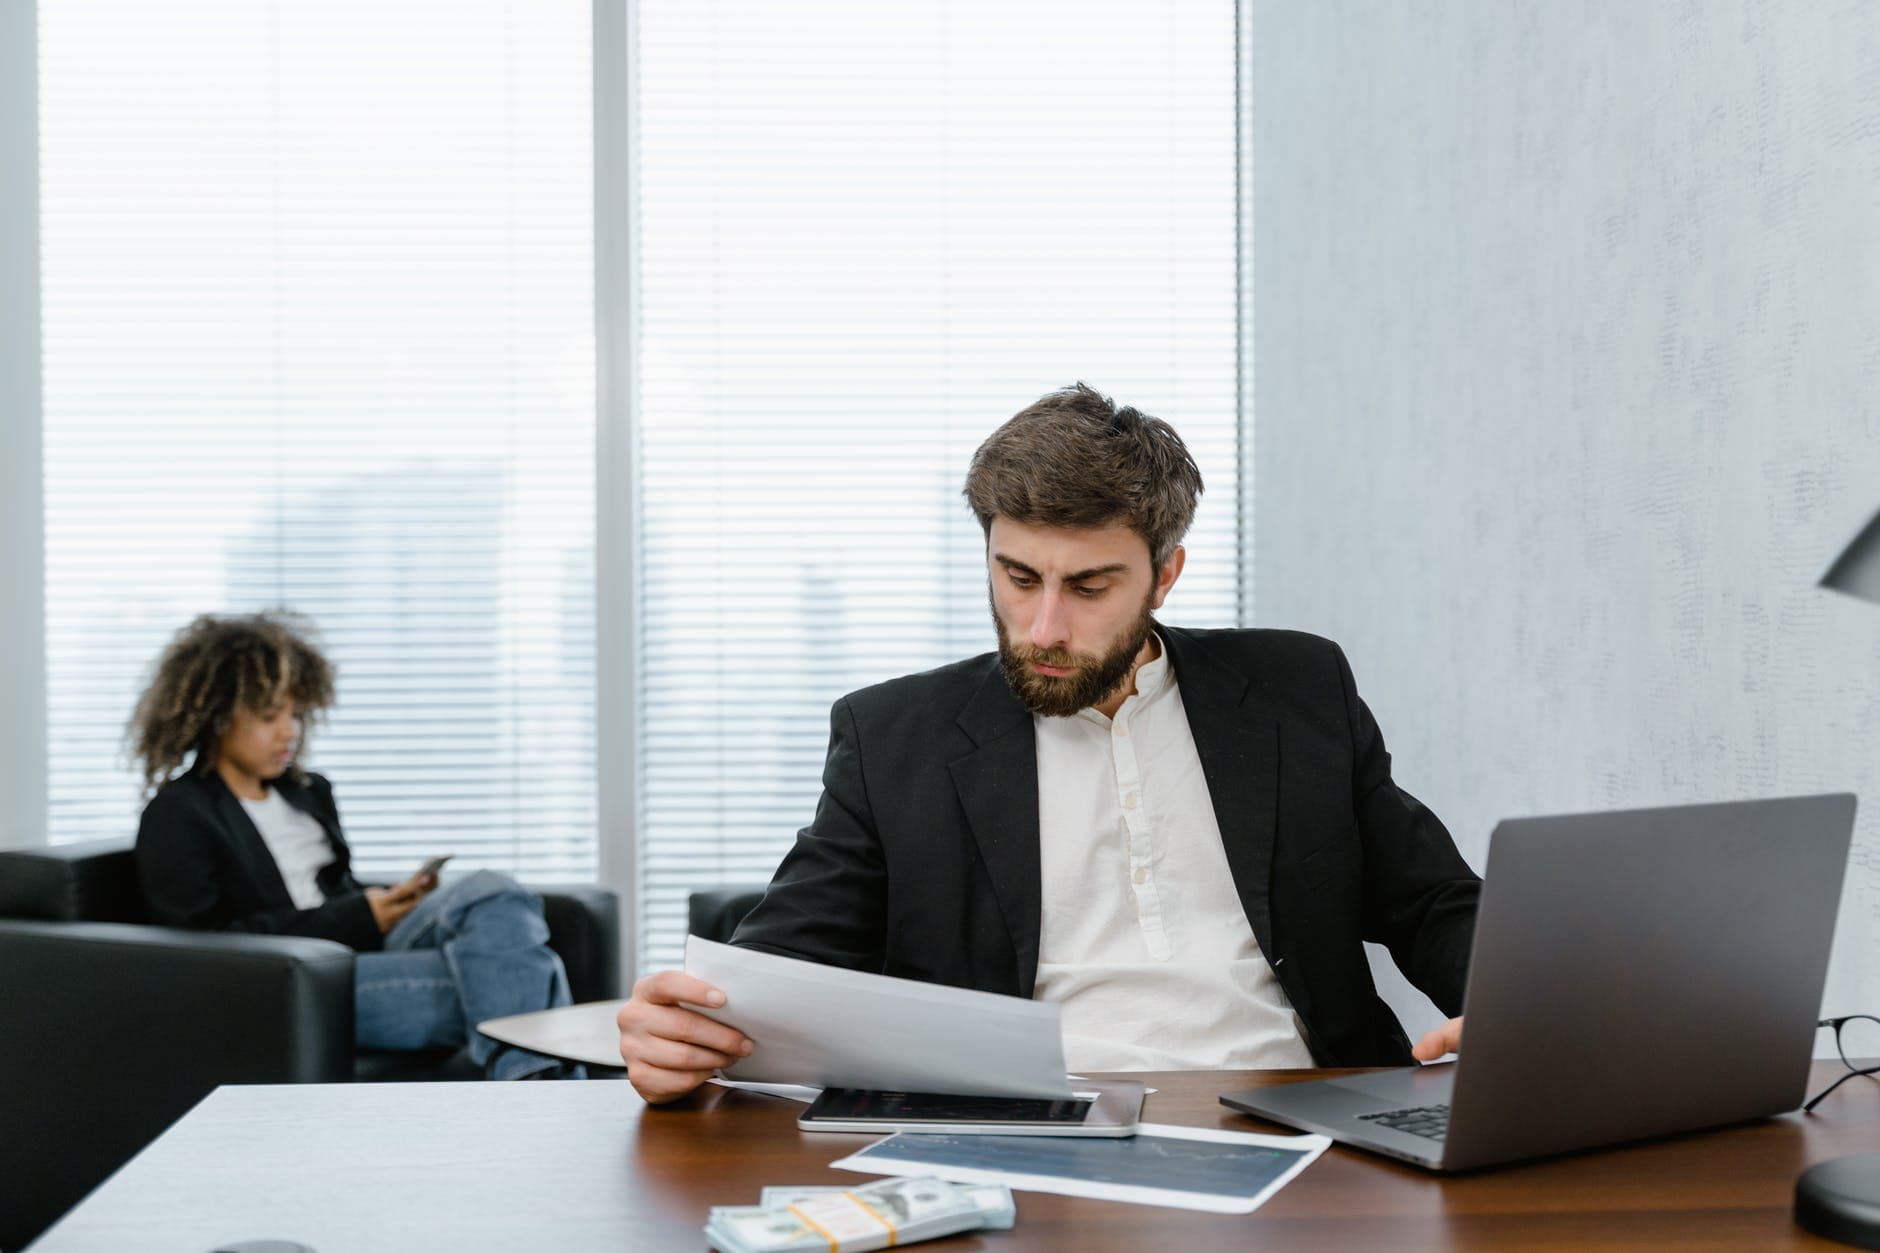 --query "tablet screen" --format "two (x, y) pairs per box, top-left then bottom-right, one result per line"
(805, 1088), (1096, 1125)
